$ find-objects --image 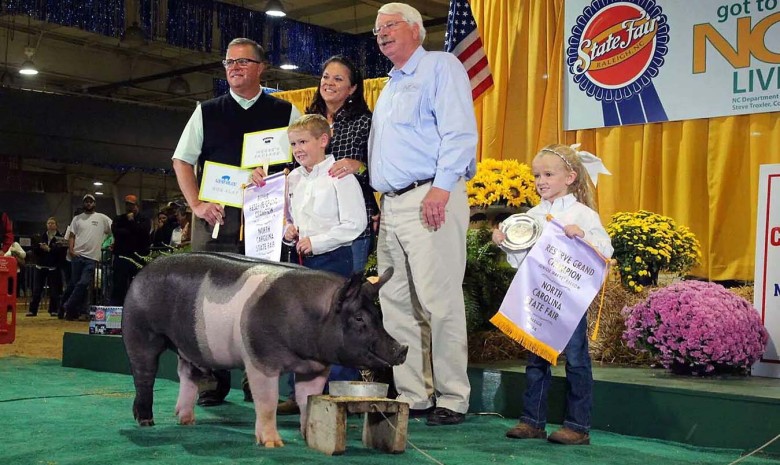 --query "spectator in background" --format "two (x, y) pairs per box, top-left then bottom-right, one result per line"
(1, 211), (12, 254)
(27, 217), (66, 317)
(62, 194), (112, 321)
(110, 195), (151, 306)
(170, 205), (192, 248)
(150, 211), (171, 248)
